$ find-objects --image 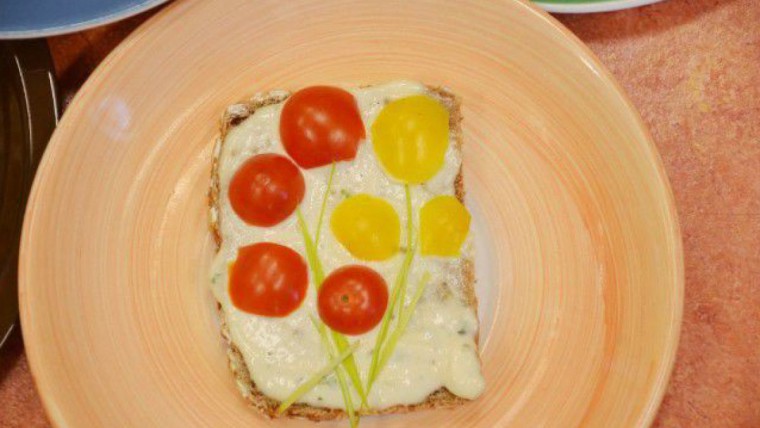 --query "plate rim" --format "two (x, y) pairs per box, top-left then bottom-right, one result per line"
(0, 0), (167, 40)
(534, 0), (663, 13)
(19, 0), (684, 426)
(526, 7), (683, 428)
